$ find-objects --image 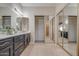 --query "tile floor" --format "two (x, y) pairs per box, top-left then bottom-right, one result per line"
(63, 43), (76, 56)
(21, 43), (69, 56)
(45, 36), (54, 43)
(58, 38), (77, 56)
